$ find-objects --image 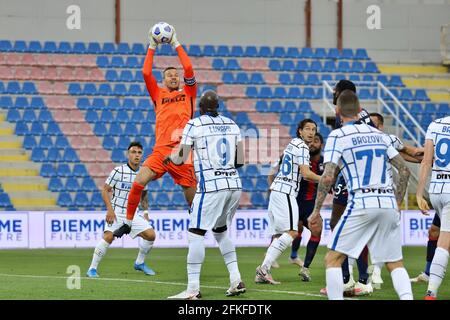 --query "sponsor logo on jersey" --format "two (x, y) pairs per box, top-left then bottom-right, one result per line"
(361, 187), (394, 194)
(214, 170), (237, 177)
(161, 94), (186, 105)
